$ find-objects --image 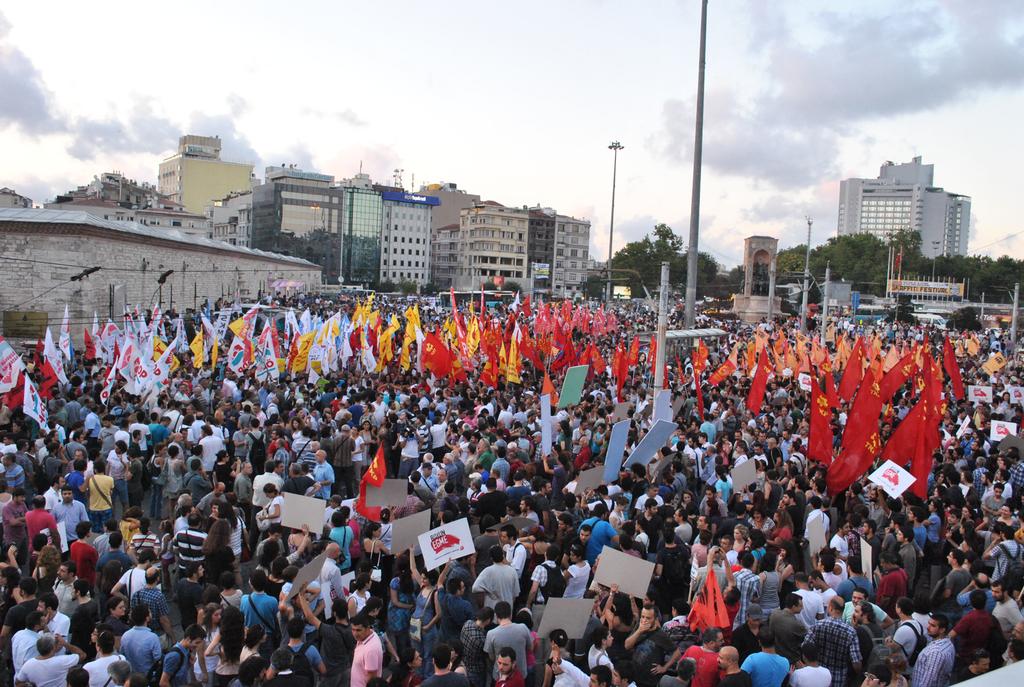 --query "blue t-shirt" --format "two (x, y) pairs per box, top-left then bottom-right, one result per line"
(289, 642), (324, 670)
(741, 652), (789, 687)
(163, 644), (191, 687)
(66, 471), (86, 504)
(242, 592), (280, 634)
(581, 517), (617, 564)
